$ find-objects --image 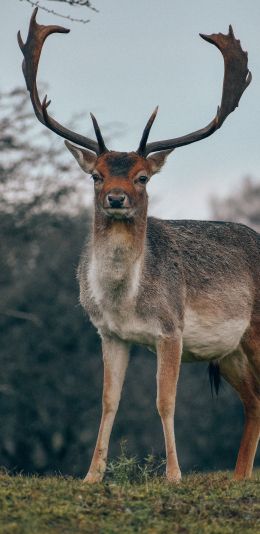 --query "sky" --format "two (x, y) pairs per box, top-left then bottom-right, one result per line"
(1, 0), (260, 219)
